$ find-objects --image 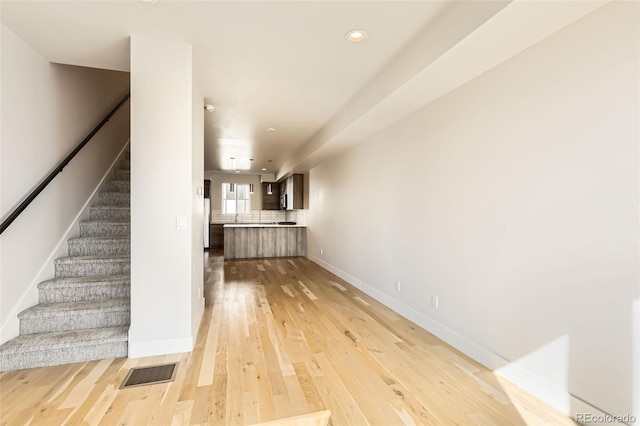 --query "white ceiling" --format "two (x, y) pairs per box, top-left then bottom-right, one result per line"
(0, 0), (609, 179)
